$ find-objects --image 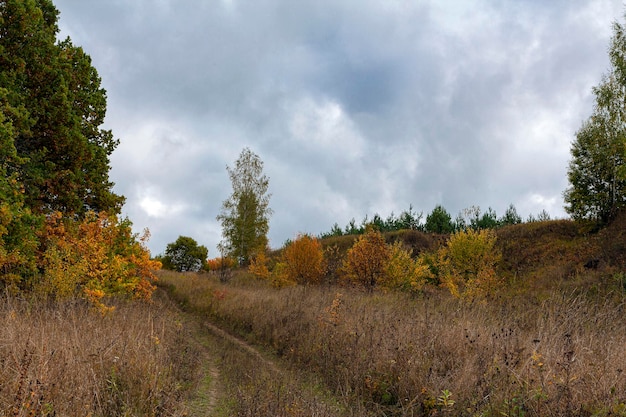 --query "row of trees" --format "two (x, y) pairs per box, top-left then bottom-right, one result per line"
(0, 0), (158, 308)
(319, 204), (550, 238)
